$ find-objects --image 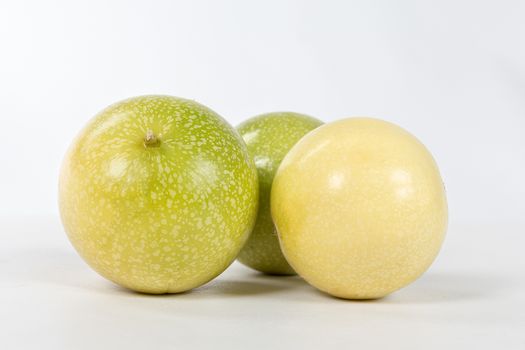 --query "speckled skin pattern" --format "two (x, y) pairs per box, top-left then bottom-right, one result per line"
(272, 118), (447, 299)
(236, 113), (323, 275)
(59, 96), (258, 294)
